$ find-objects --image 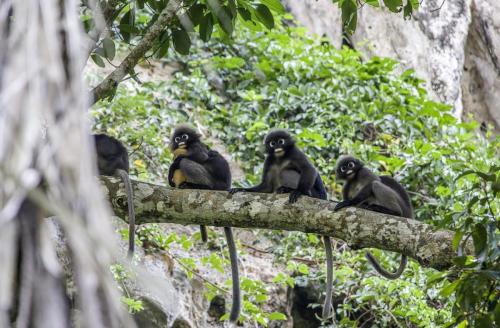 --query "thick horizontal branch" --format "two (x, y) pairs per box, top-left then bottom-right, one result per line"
(90, 0), (182, 104)
(101, 176), (472, 271)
